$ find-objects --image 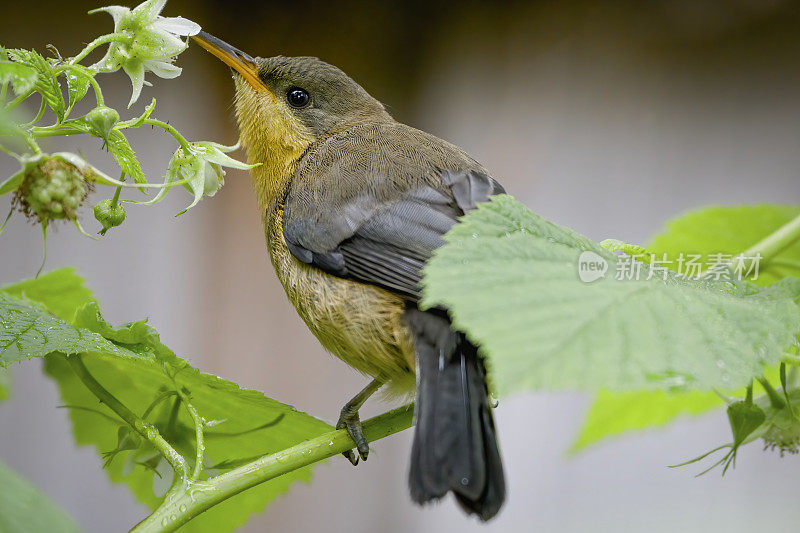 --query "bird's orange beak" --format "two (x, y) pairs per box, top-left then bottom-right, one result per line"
(191, 31), (264, 92)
